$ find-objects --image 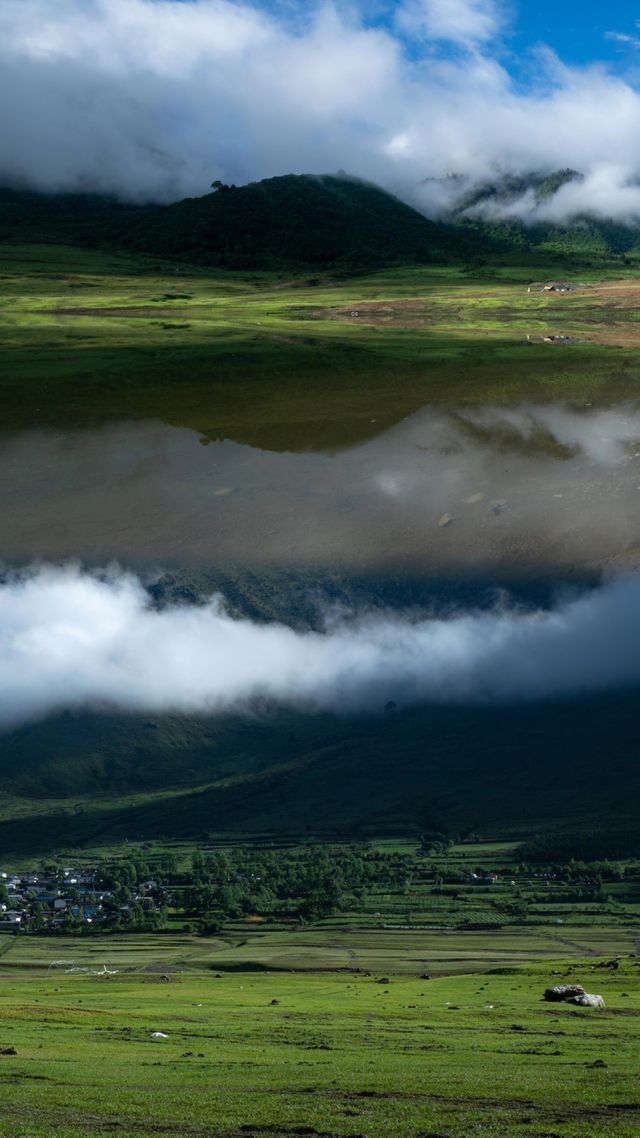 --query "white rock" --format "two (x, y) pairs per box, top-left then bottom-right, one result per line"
(567, 993), (605, 1009)
(543, 984), (585, 1002)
